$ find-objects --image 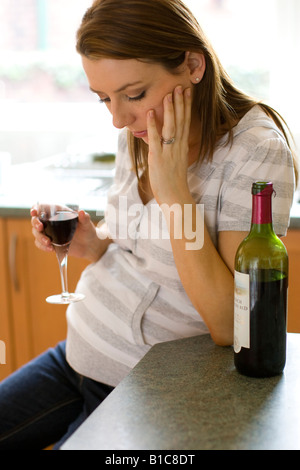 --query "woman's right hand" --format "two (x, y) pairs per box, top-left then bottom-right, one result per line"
(31, 207), (109, 262)
(31, 207), (54, 253)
